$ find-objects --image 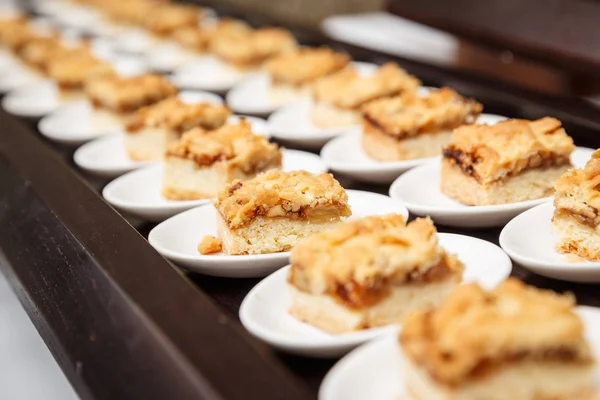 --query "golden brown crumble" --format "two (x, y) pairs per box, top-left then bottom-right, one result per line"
(311, 62), (421, 109)
(125, 97), (230, 133)
(288, 216), (463, 308)
(210, 27), (297, 68)
(400, 279), (593, 386)
(197, 235), (222, 255)
(0, 17), (35, 51)
(443, 117), (574, 182)
(47, 52), (114, 90)
(143, 3), (201, 36)
(362, 87), (482, 138)
(166, 119), (282, 170)
(265, 47), (350, 86)
(171, 18), (251, 52)
(84, 73), (178, 113)
(215, 170), (351, 229)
